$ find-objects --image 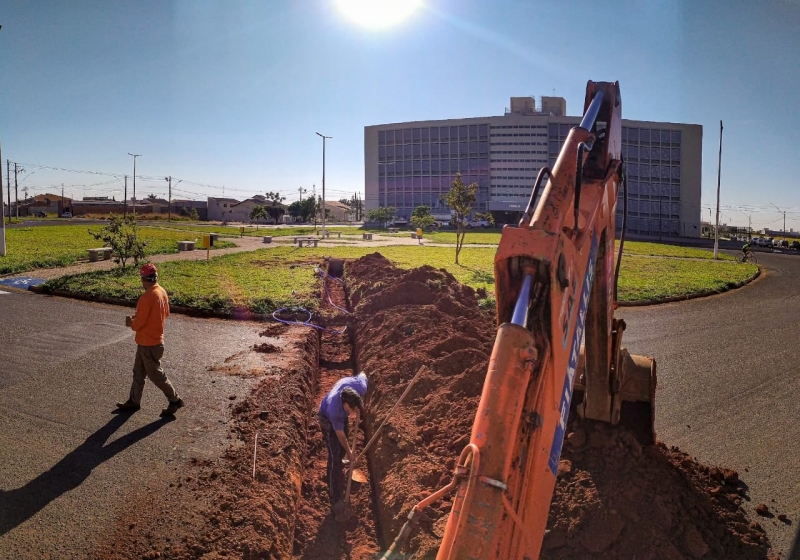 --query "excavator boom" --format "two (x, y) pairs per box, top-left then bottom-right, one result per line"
(433, 81), (657, 560)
